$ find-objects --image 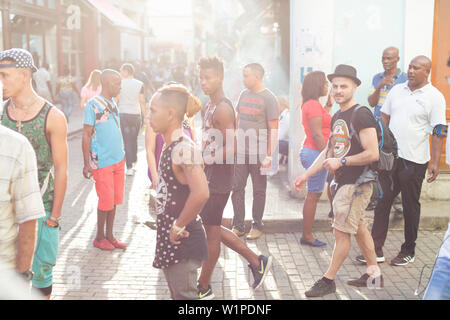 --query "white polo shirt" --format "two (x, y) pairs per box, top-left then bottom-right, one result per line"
(447, 124), (450, 165)
(381, 82), (447, 164)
